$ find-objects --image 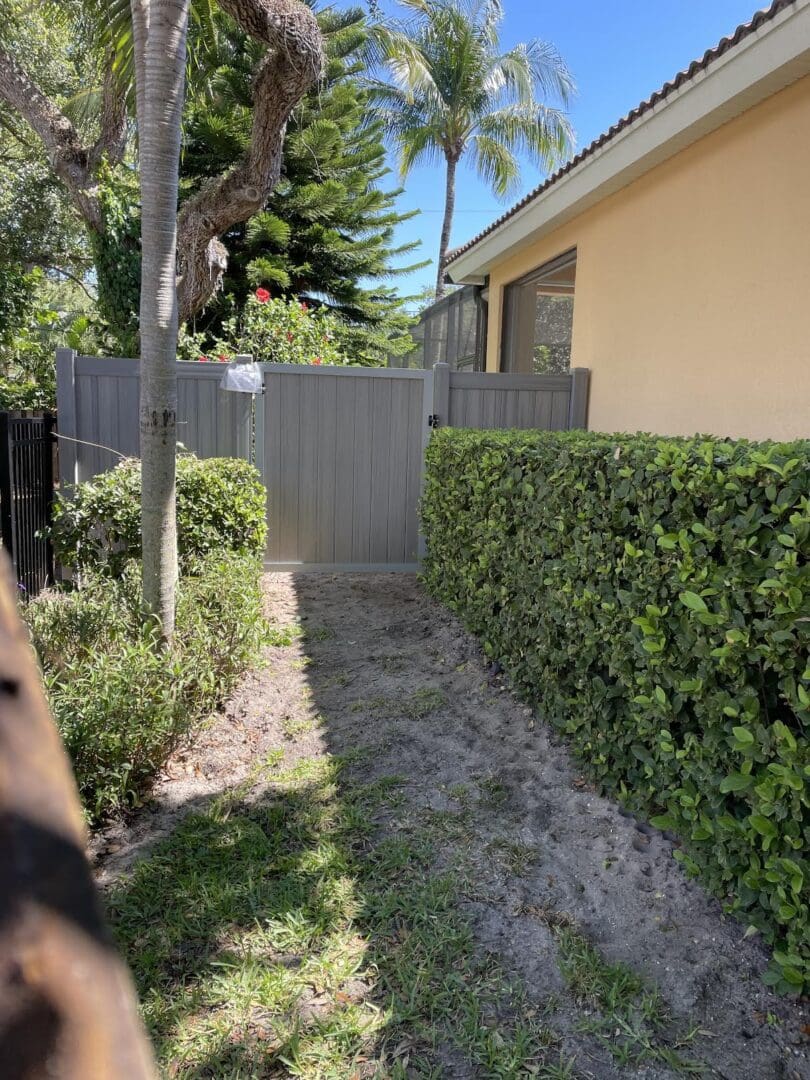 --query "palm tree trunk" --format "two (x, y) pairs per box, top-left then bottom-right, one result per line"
(131, 0), (190, 640)
(436, 154), (457, 299)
